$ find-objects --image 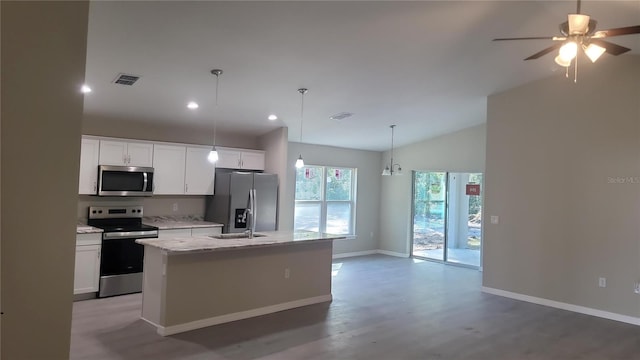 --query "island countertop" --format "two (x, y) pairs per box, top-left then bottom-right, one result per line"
(136, 230), (345, 254)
